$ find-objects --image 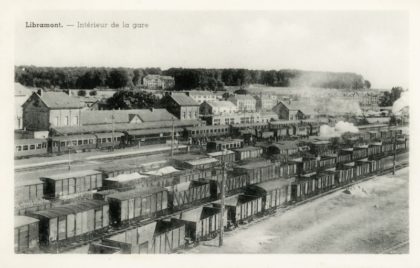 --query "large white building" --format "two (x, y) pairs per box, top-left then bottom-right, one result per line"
(200, 100), (238, 116)
(185, 90), (218, 104)
(228, 95), (256, 112)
